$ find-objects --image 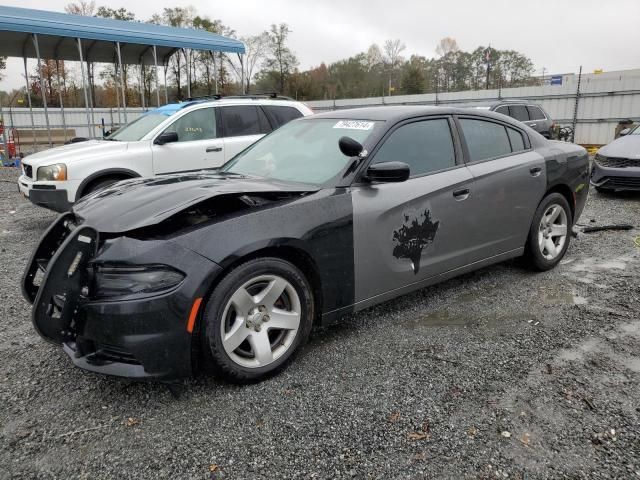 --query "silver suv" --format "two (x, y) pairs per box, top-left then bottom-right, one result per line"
(486, 101), (554, 138)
